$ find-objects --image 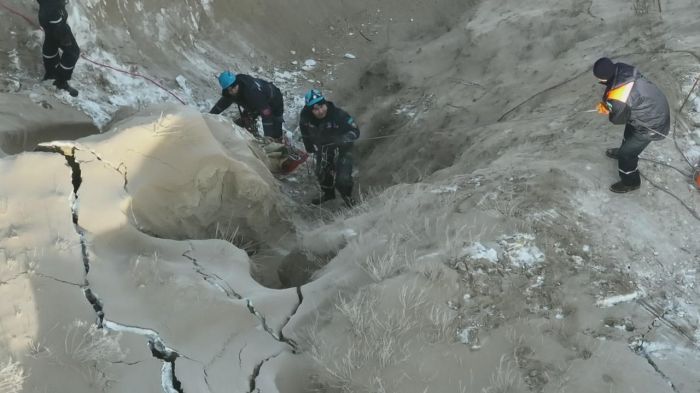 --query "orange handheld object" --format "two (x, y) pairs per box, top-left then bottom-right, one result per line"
(596, 101), (610, 115)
